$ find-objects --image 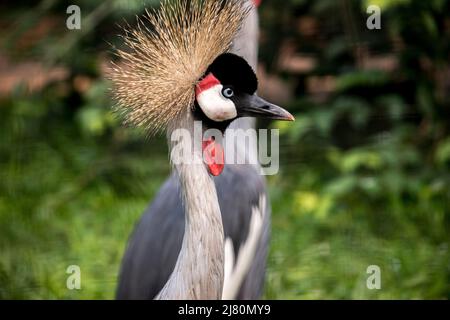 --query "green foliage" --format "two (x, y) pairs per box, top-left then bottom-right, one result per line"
(0, 92), (169, 299)
(262, 0), (449, 299)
